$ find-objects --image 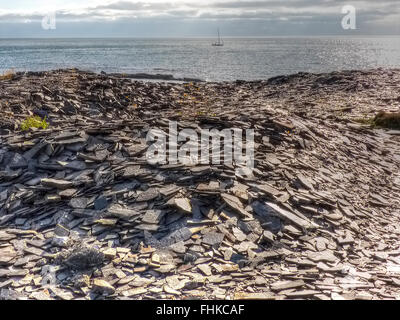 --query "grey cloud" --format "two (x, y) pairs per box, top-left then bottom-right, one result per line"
(0, 0), (398, 36)
(0, 1), (399, 22)
(93, 1), (172, 11)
